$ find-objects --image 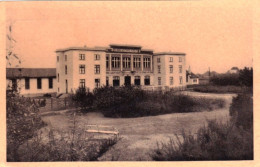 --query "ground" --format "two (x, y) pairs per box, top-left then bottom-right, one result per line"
(41, 91), (236, 161)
